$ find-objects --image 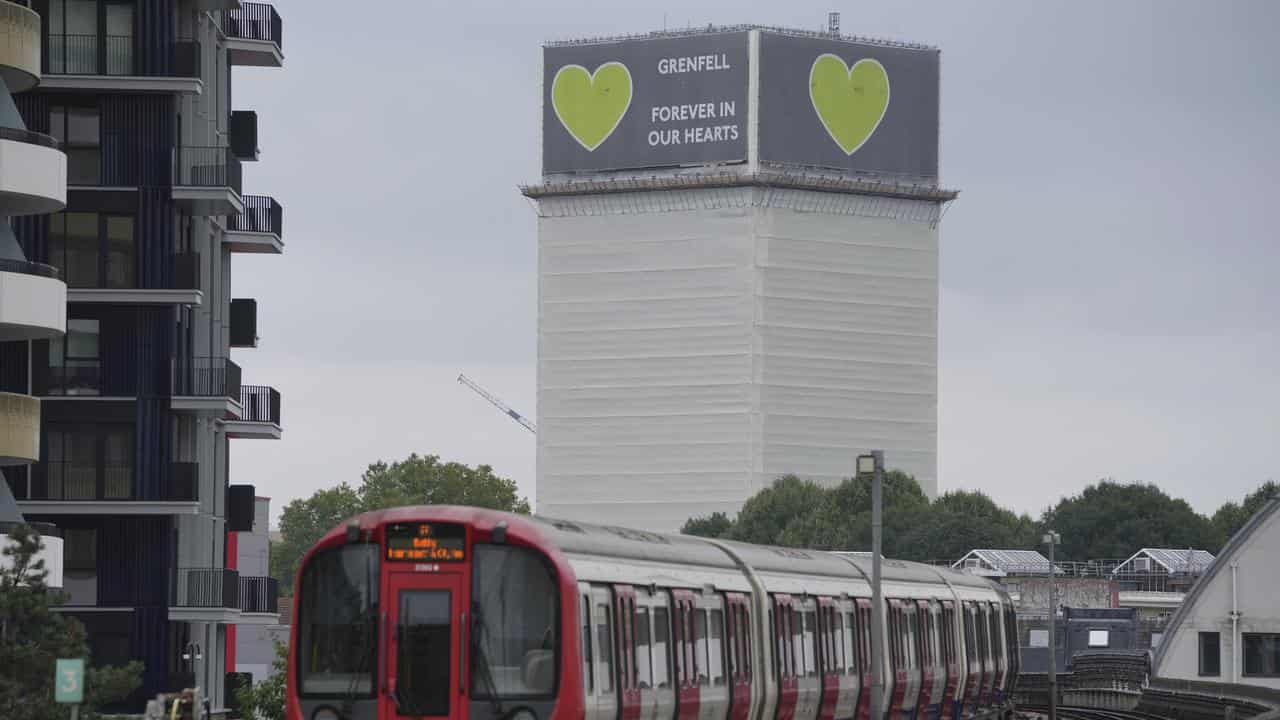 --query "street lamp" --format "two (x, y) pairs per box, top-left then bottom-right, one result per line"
(856, 451), (885, 720)
(1043, 530), (1061, 720)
